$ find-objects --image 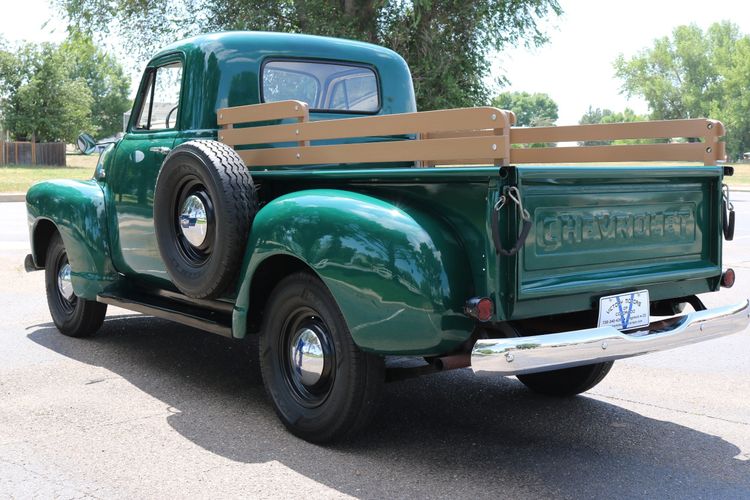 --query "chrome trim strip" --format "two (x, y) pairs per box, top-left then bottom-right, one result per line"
(471, 300), (750, 376)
